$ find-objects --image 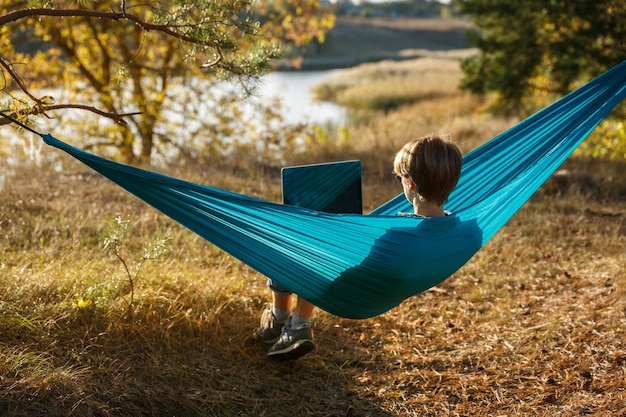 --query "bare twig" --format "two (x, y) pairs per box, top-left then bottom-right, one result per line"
(0, 57), (39, 102)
